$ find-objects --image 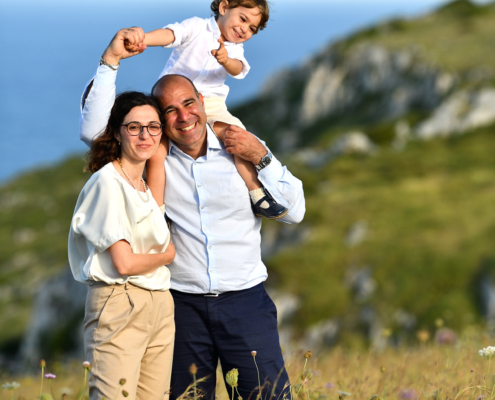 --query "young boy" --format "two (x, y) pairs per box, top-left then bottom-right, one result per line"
(127, 0), (288, 219)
